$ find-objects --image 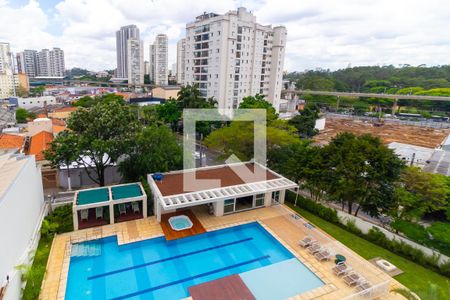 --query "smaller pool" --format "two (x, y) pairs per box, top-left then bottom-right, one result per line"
(168, 215), (193, 231)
